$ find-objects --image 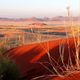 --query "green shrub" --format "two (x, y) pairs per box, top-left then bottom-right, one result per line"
(0, 57), (20, 80)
